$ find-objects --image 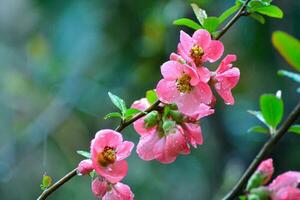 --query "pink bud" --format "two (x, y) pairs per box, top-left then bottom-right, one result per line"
(257, 158), (274, 184)
(77, 159), (93, 175)
(91, 178), (108, 198)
